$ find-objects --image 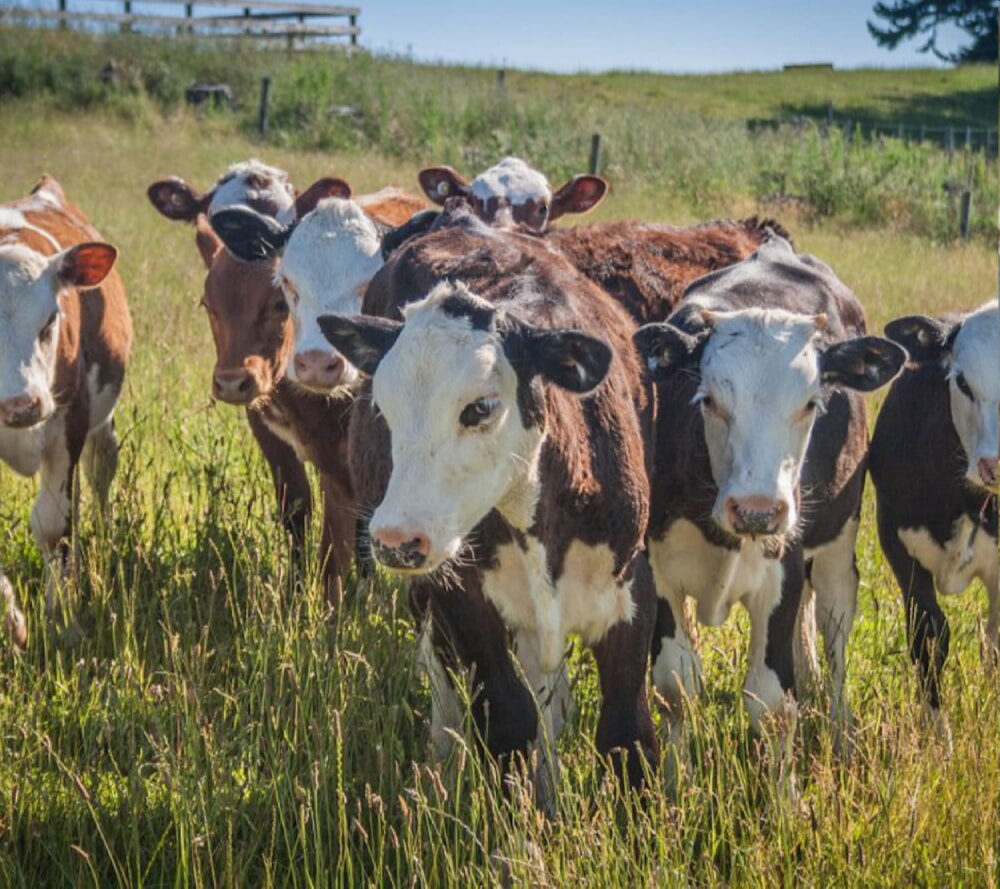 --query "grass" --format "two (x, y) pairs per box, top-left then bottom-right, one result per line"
(0, 75), (998, 886)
